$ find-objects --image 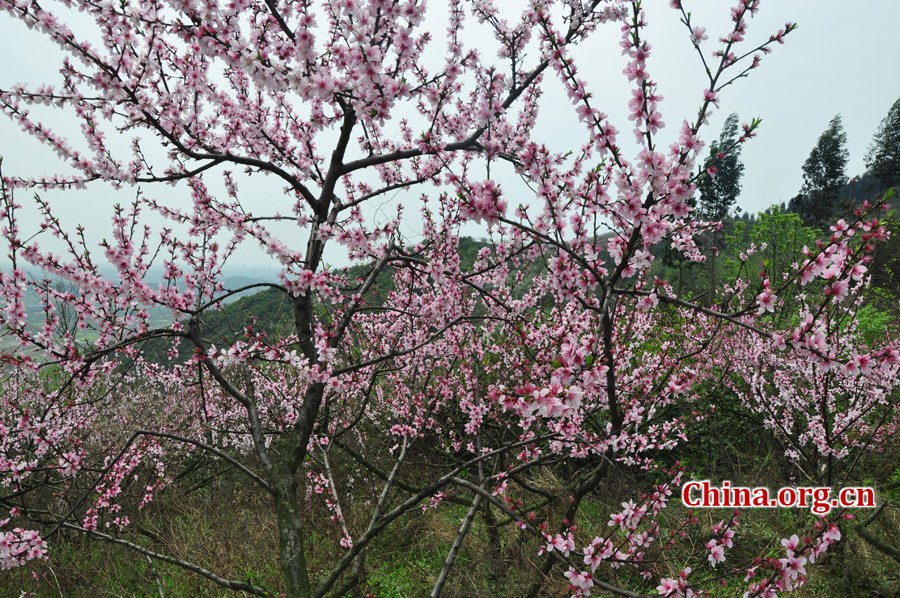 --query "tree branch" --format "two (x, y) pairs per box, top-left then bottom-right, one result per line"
(59, 523), (274, 597)
(136, 430), (273, 494)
